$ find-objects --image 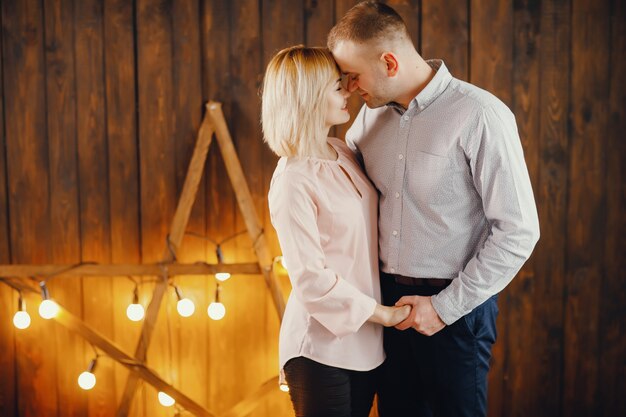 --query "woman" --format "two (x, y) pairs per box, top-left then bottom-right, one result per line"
(262, 45), (410, 417)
